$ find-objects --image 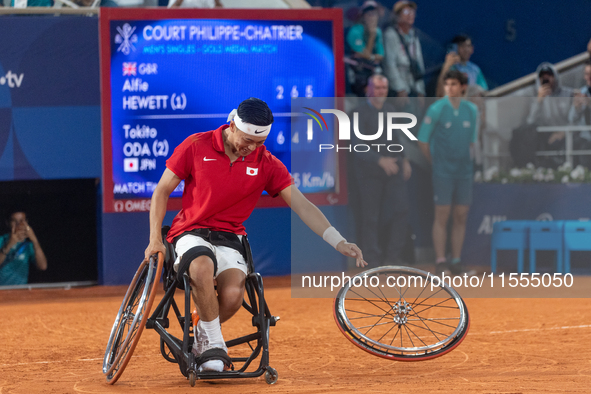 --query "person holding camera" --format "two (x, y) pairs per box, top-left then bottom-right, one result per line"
(568, 60), (591, 167)
(436, 35), (488, 97)
(526, 63), (574, 165)
(382, 0), (425, 103)
(0, 211), (47, 286)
